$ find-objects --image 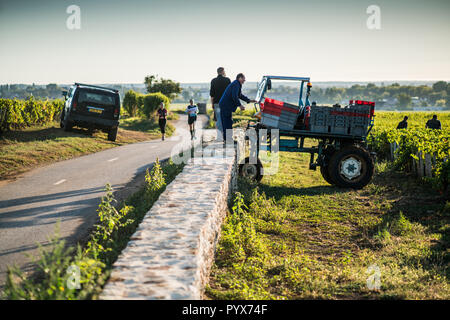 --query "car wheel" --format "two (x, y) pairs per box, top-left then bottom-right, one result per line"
(328, 145), (374, 189)
(60, 109), (65, 128)
(108, 127), (118, 142)
(63, 117), (73, 132)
